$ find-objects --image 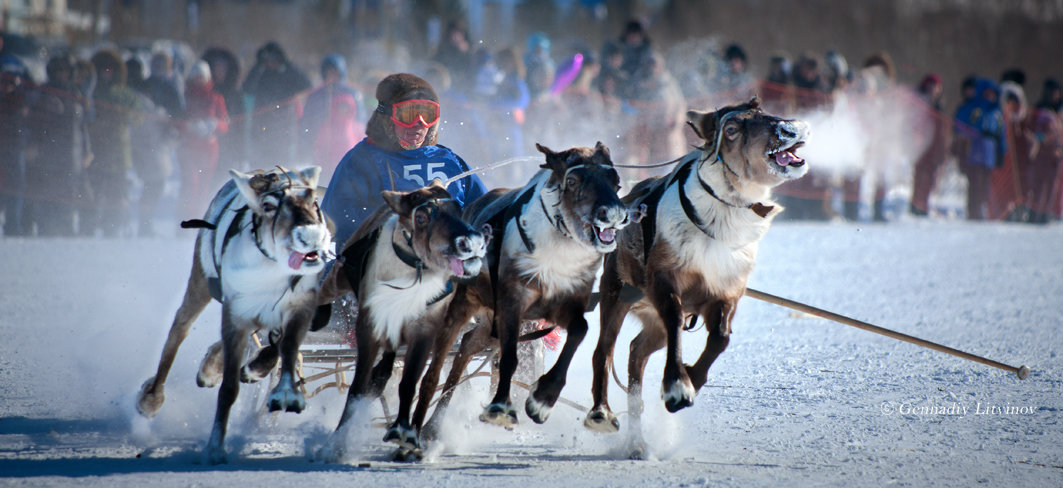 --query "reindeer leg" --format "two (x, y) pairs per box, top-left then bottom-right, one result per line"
(627, 322), (665, 460)
(481, 301), (521, 429)
(138, 253), (211, 418)
(649, 275), (695, 413)
(205, 307), (251, 465)
(686, 299), (735, 390)
(384, 336), (430, 456)
(196, 340), (225, 388)
(526, 299), (588, 424)
(413, 289), (480, 439)
(268, 309), (312, 413)
(421, 316), (492, 440)
(586, 260), (630, 433)
(336, 312), (380, 429)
